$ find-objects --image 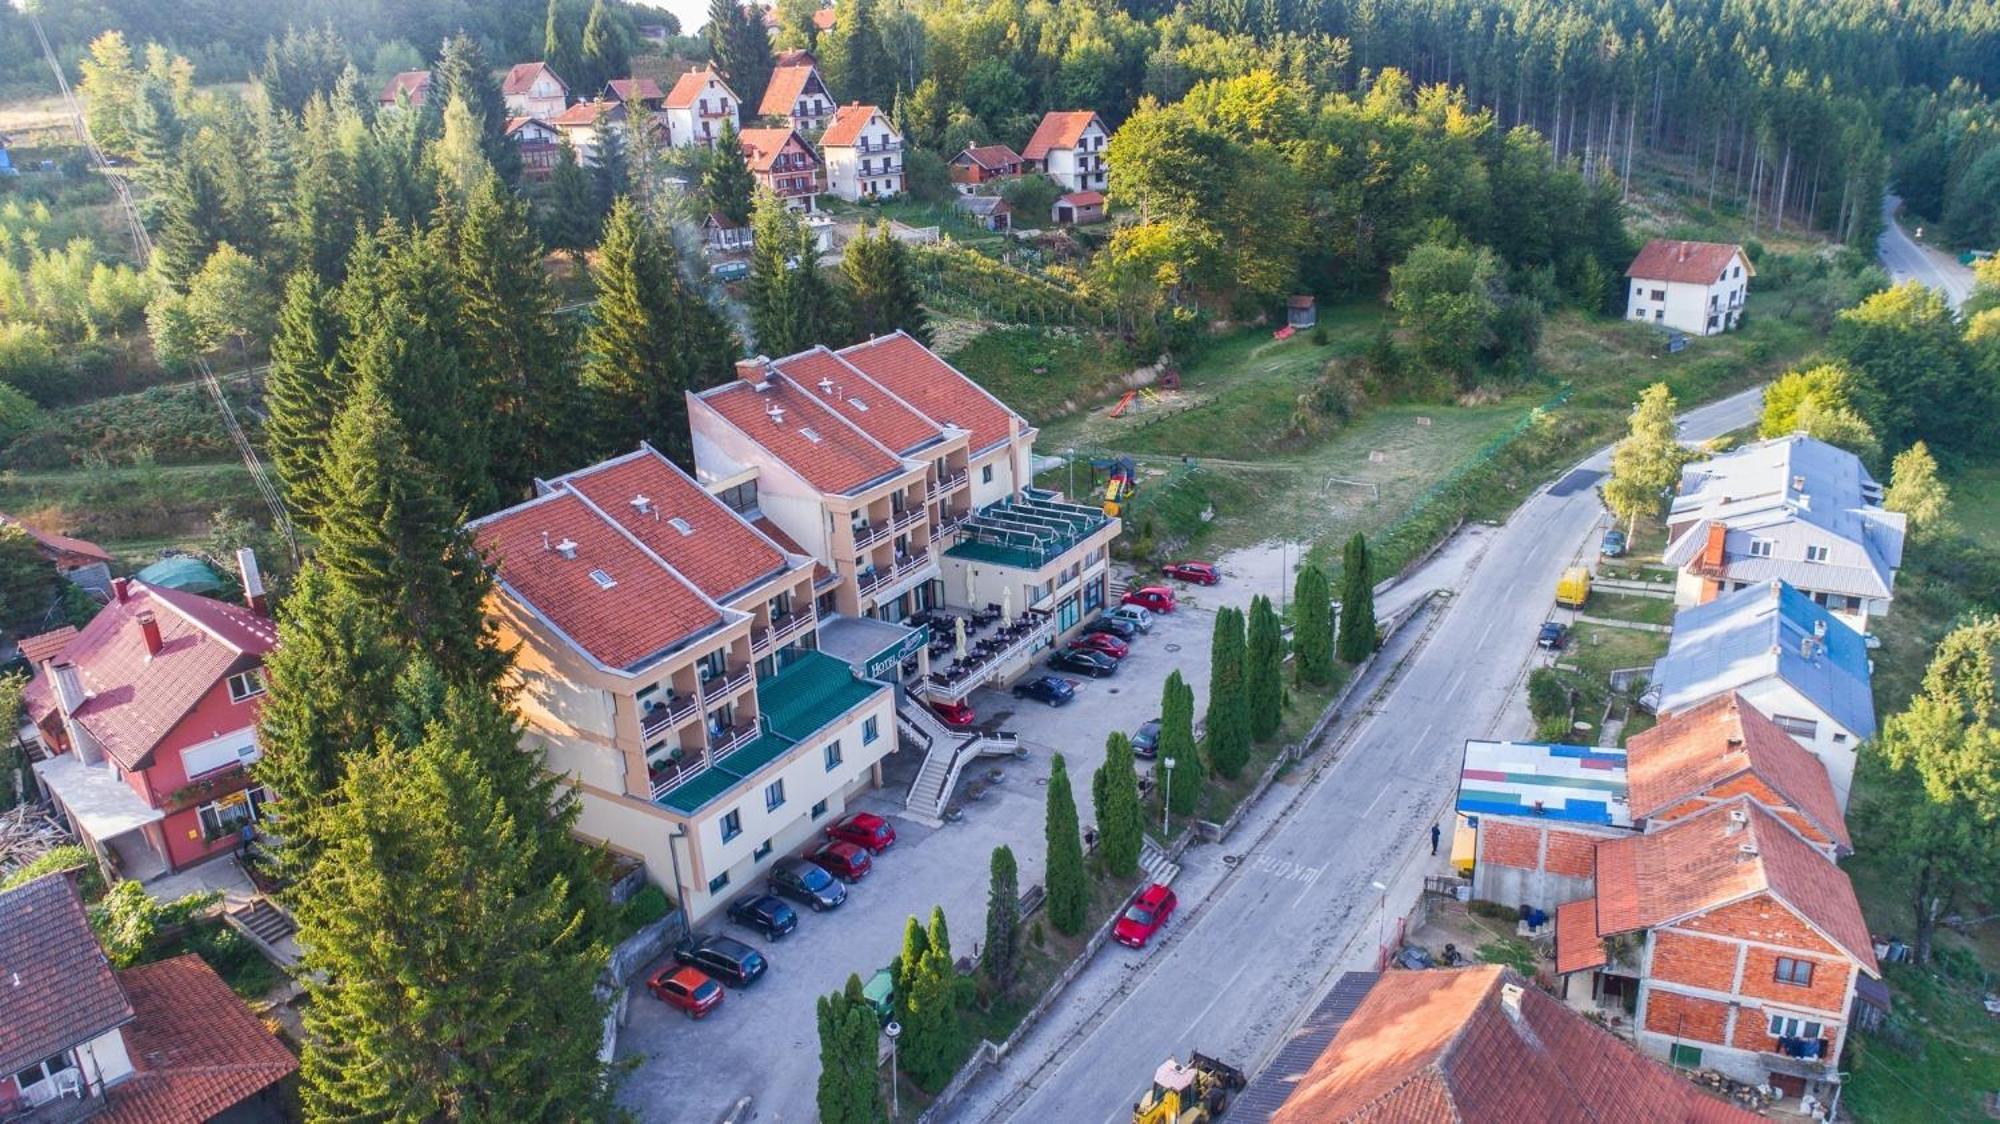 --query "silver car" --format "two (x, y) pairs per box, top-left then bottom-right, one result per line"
(1105, 605), (1154, 633)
